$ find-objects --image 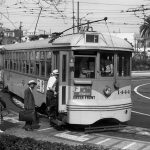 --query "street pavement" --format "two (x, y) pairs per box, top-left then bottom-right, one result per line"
(1, 102), (150, 150)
